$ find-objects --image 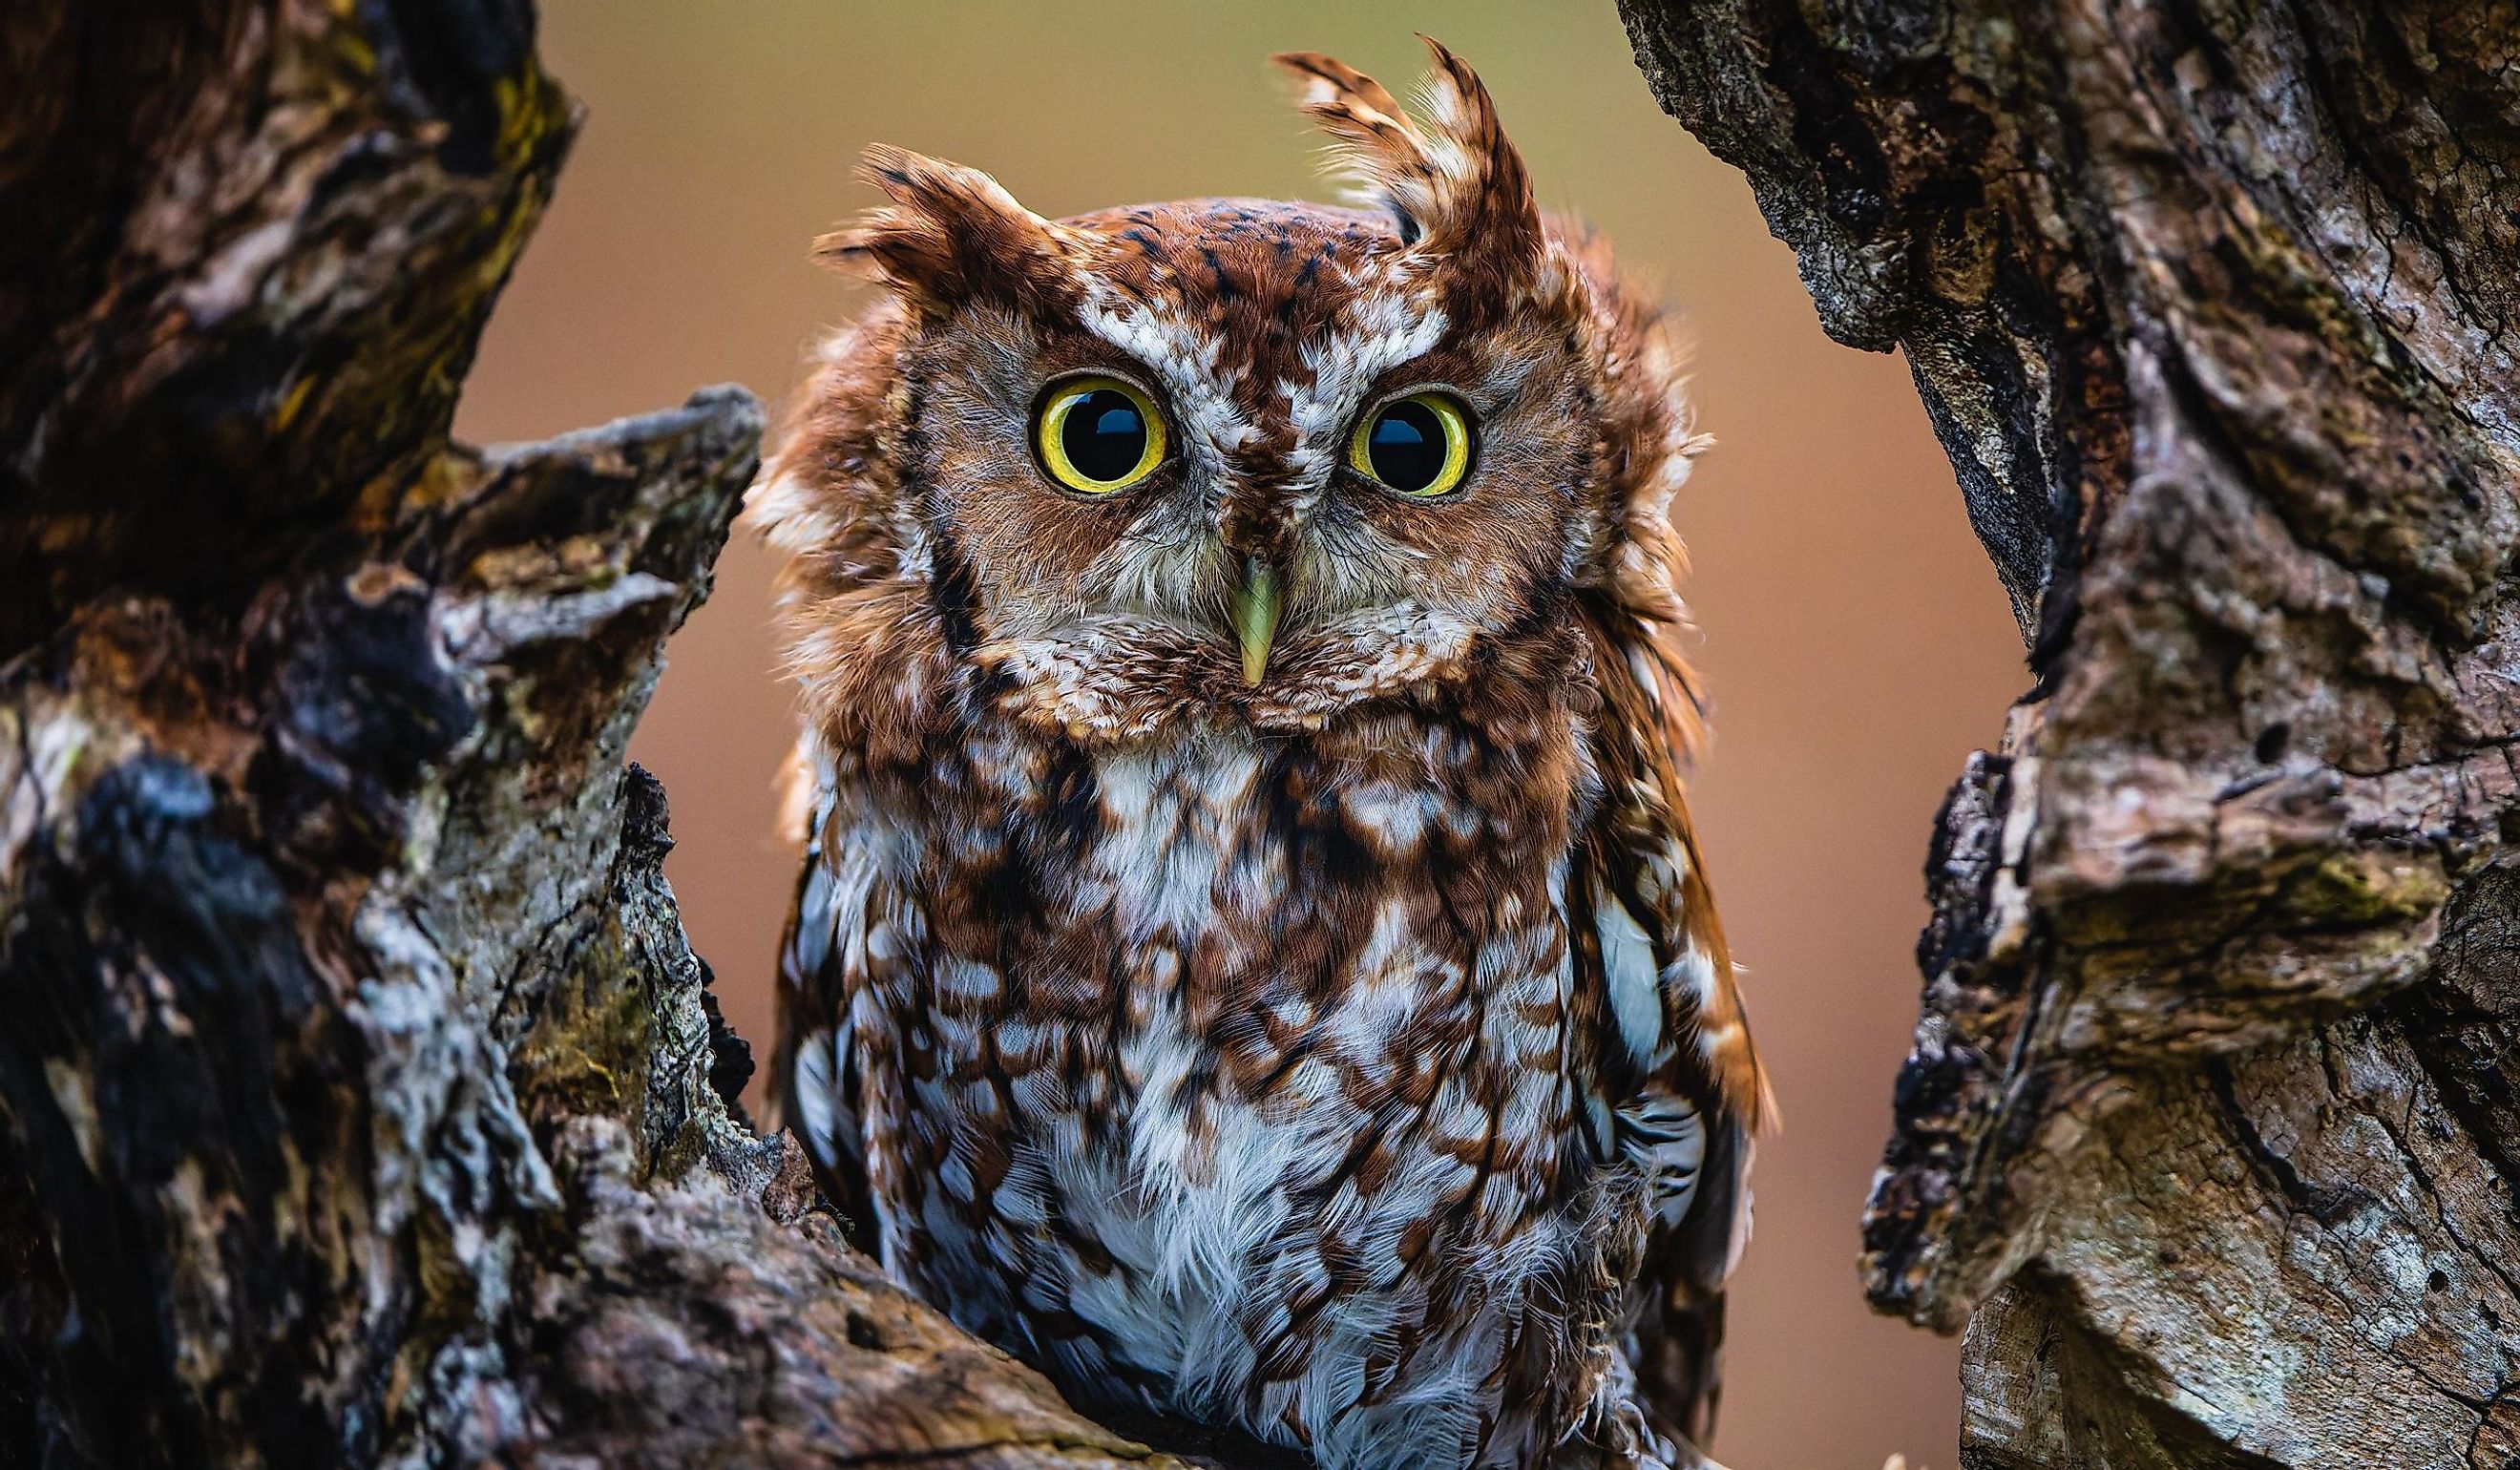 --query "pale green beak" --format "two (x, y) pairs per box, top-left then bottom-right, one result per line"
(1230, 556), (1282, 686)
